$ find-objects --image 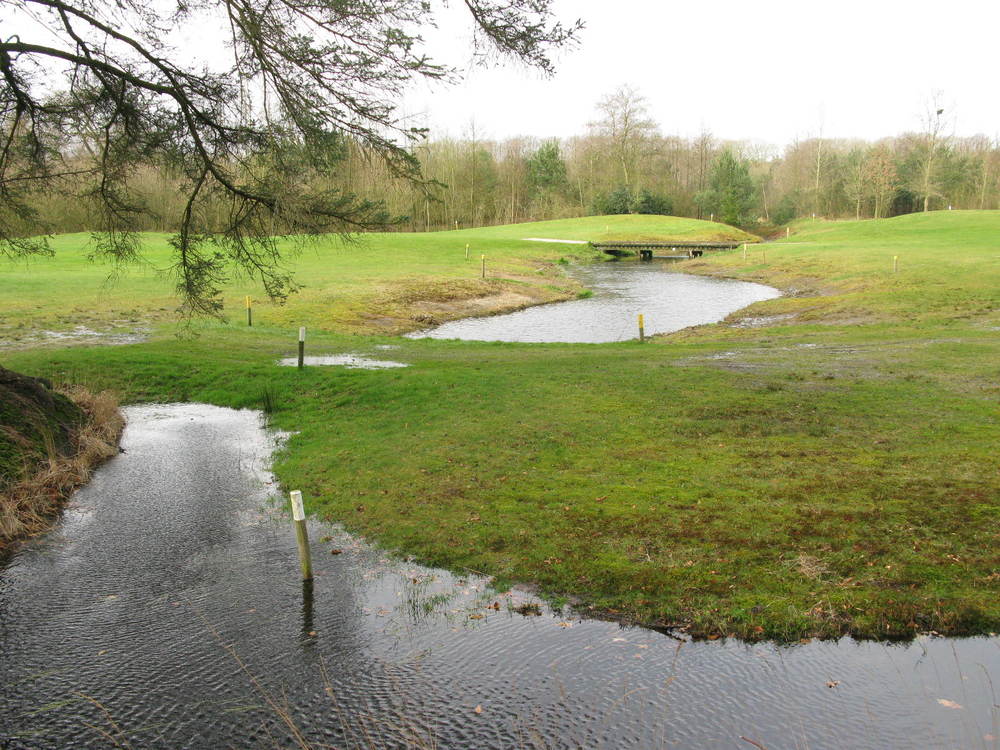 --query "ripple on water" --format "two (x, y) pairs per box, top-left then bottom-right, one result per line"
(0, 404), (996, 749)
